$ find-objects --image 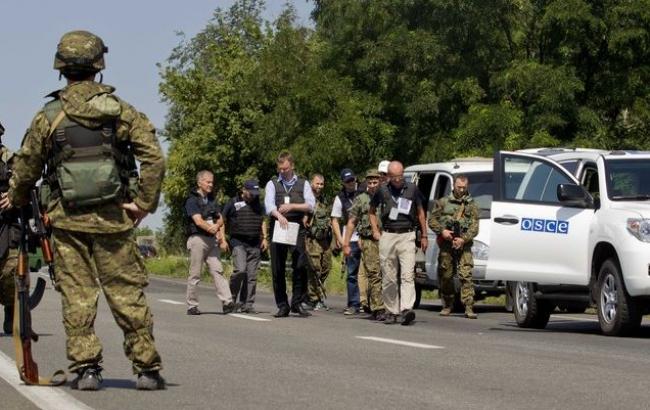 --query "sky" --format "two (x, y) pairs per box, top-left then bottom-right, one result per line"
(0, 0), (314, 230)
